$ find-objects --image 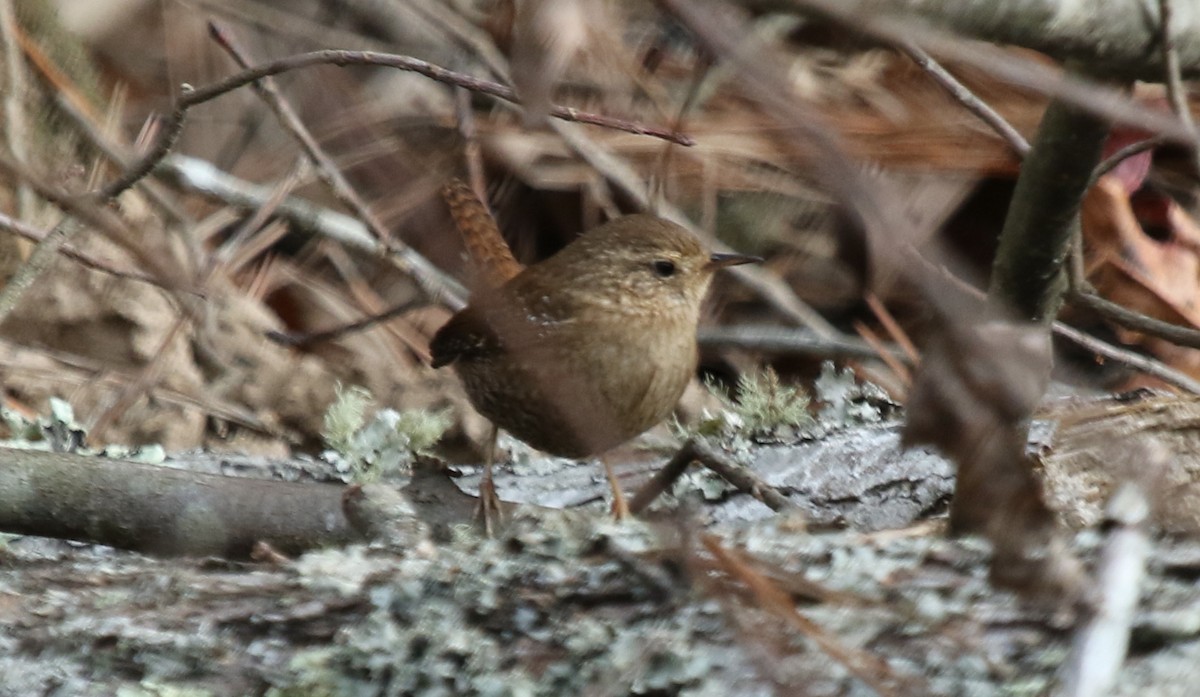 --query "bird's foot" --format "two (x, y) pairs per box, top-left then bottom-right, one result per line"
(475, 472), (506, 536)
(603, 459), (632, 521)
(610, 493), (632, 521)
